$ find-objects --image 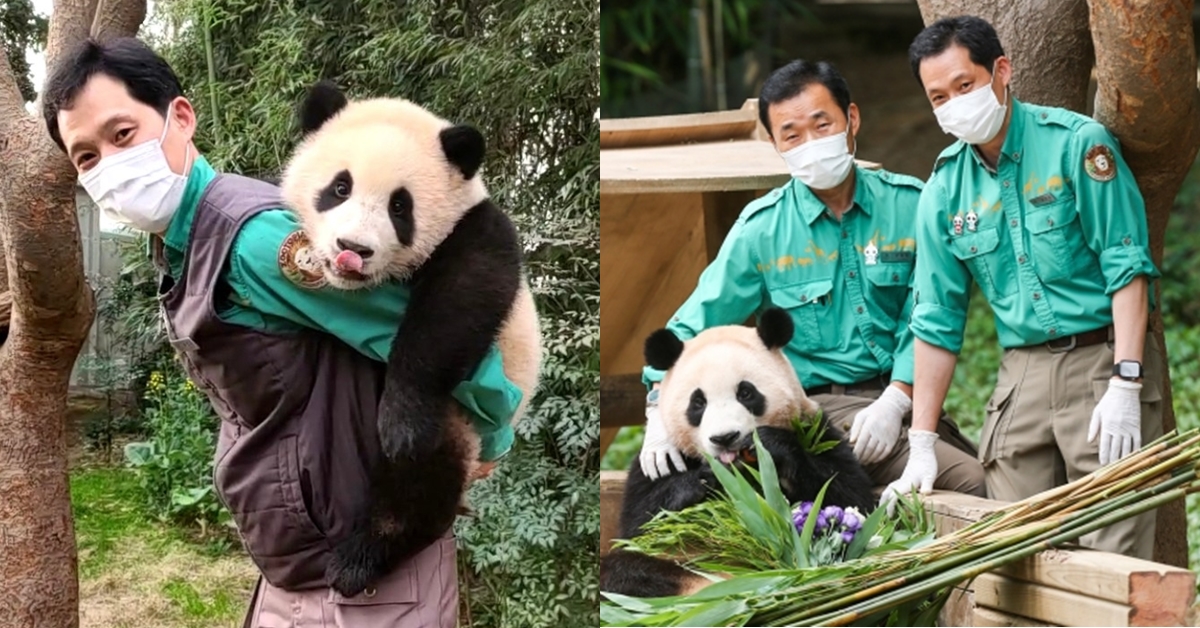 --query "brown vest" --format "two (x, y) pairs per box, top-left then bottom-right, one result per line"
(155, 173), (387, 590)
